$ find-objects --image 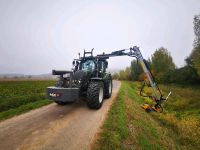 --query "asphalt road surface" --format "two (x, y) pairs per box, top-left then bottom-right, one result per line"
(0, 81), (121, 150)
